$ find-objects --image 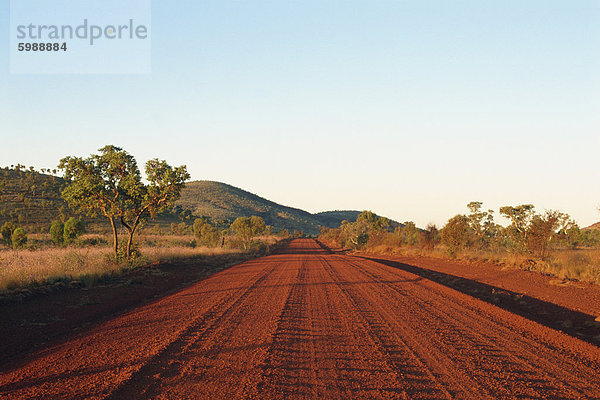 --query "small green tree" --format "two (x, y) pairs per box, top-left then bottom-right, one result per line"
(49, 220), (64, 245)
(337, 211), (389, 249)
(441, 215), (473, 256)
(171, 222), (190, 236)
(277, 229), (290, 238)
(293, 229), (305, 238)
(193, 218), (221, 247)
(119, 159), (190, 258)
(467, 202), (497, 249)
(64, 217), (86, 244)
(563, 223), (582, 249)
(357, 211), (390, 232)
(231, 216), (265, 249)
(231, 217), (252, 249)
(527, 210), (569, 258)
(1, 222), (16, 245)
(397, 221), (420, 246)
(339, 219), (369, 249)
(11, 228), (27, 249)
(500, 204), (535, 252)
